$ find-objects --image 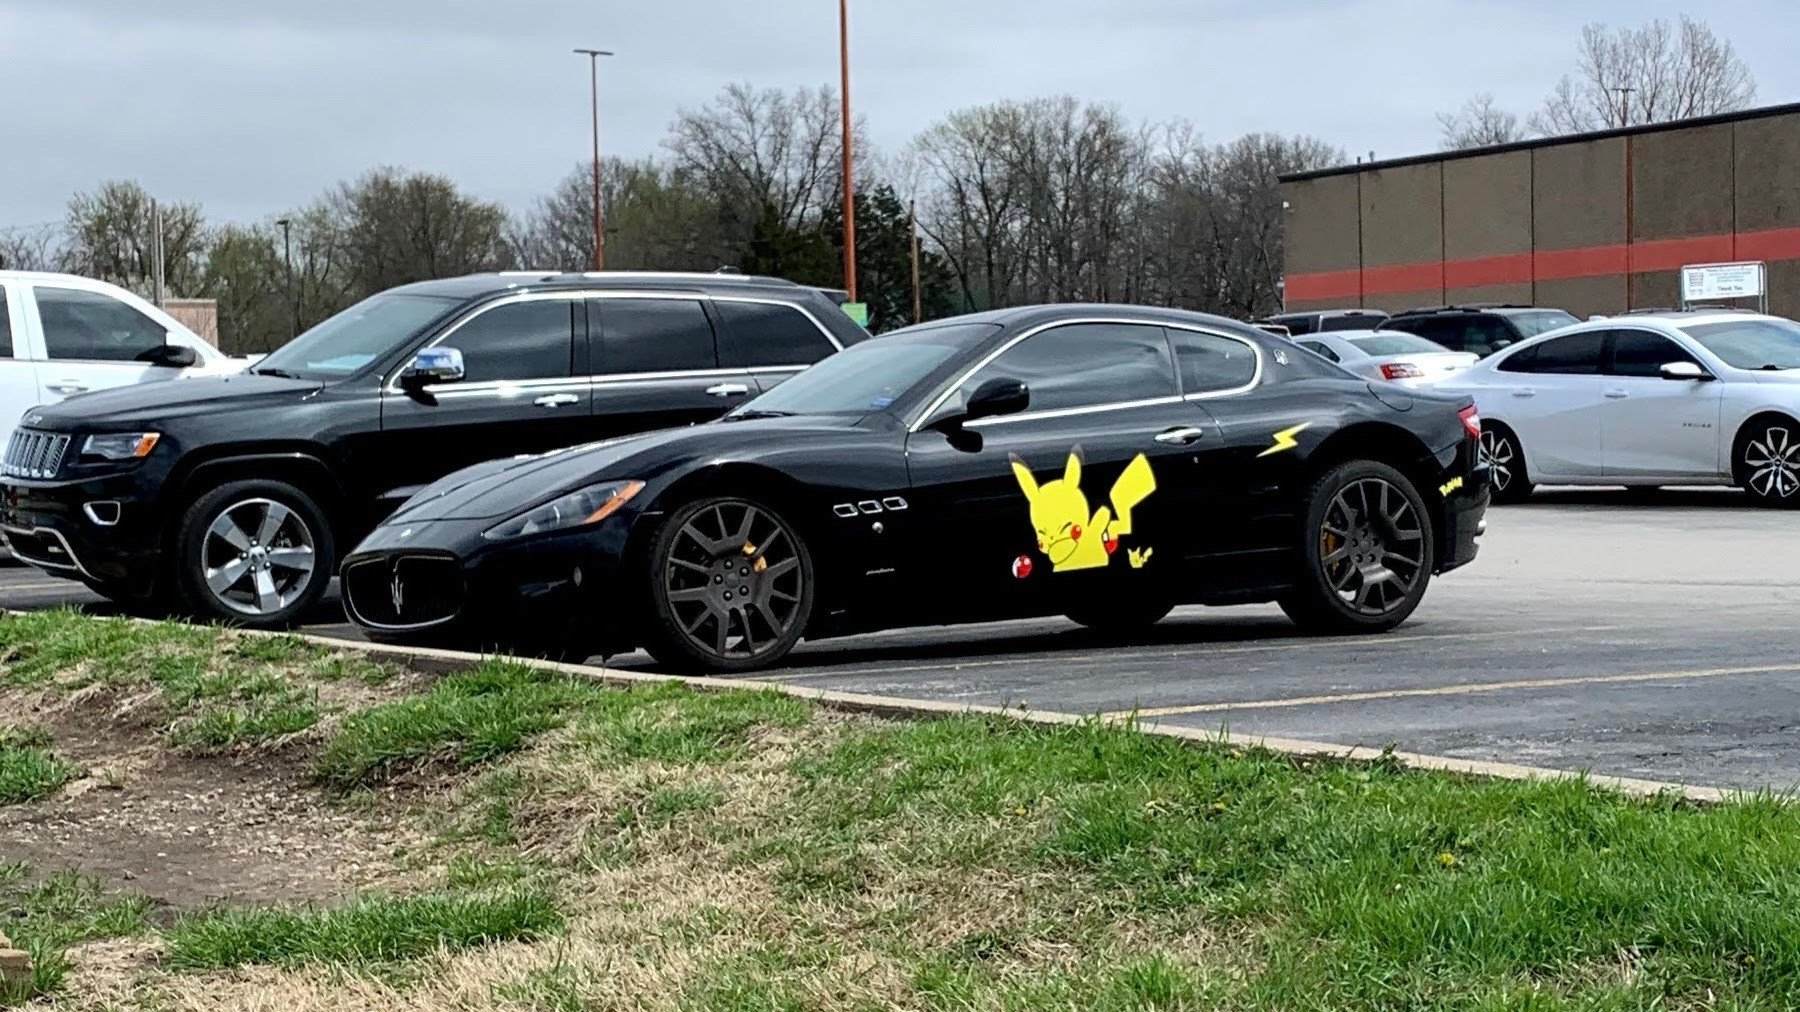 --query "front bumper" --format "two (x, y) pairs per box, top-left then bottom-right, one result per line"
(340, 515), (638, 652)
(0, 469), (163, 586)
